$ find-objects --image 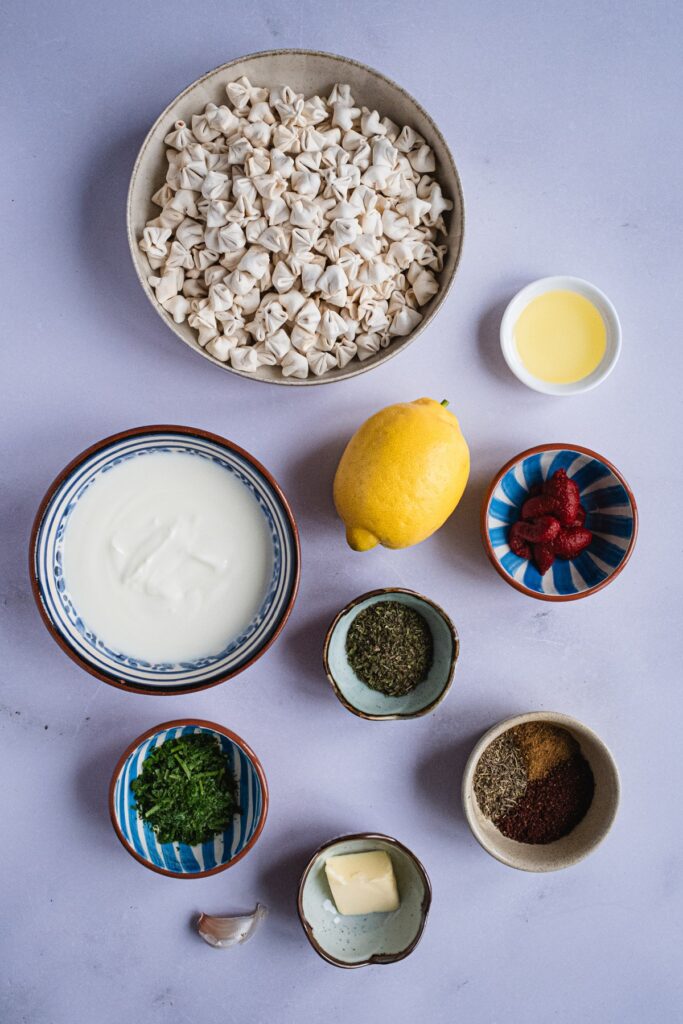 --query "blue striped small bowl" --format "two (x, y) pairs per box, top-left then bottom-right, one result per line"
(30, 426), (300, 694)
(482, 444), (637, 600)
(109, 720), (268, 877)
